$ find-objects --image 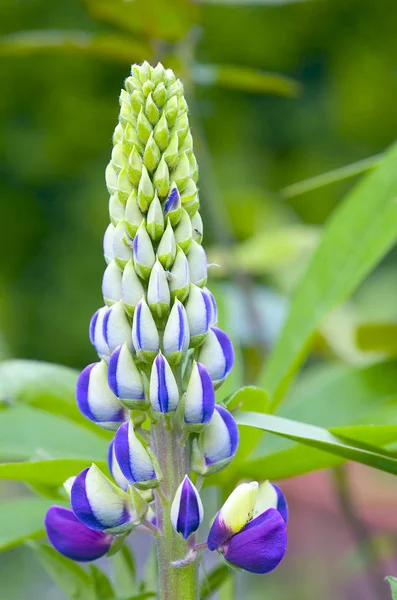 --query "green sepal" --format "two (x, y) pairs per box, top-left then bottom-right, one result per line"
(145, 92), (160, 125)
(118, 167), (134, 203)
(181, 178), (197, 203)
(137, 107), (153, 144)
(183, 194), (199, 218)
(127, 147), (143, 186)
(137, 165), (154, 212)
(164, 96), (179, 127)
(125, 75), (141, 94)
(153, 82), (167, 108)
(173, 113), (189, 143)
(157, 219), (176, 269)
(133, 220), (155, 280)
(149, 301), (170, 321)
(189, 332), (207, 349)
(136, 349), (158, 364)
(146, 194), (164, 241)
(153, 155), (170, 198)
(130, 410), (148, 427)
(120, 396), (150, 411)
(124, 123), (144, 152)
(174, 208), (192, 254)
(163, 131), (179, 169)
(109, 193), (125, 226)
(113, 220), (132, 269)
(171, 152), (190, 192)
(129, 486), (149, 520)
(125, 190), (143, 238)
(119, 101), (134, 127)
(153, 112), (169, 151)
(106, 533), (129, 557)
(143, 133), (161, 173)
(131, 90), (145, 115)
